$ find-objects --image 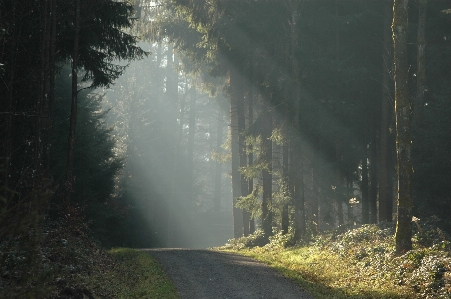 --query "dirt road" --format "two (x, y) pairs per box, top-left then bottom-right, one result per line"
(145, 249), (313, 299)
